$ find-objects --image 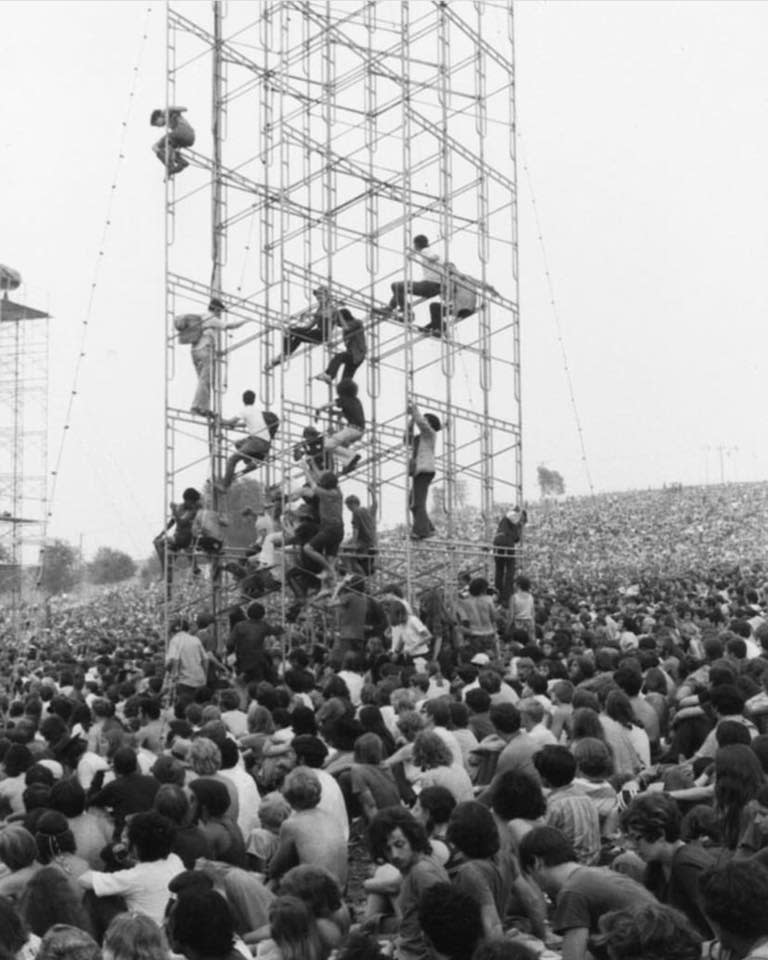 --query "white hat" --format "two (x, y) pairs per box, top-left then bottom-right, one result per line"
(470, 652), (491, 666)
